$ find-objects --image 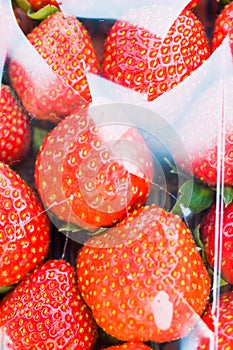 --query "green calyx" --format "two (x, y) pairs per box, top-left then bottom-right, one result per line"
(13, 0), (31, 12)
(27, 5), (59, 20)
(217, 0), (233, 6)
(172, 180), (215, 217)
(13, 0), (59, 20)
(0, 285), (15, 294)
